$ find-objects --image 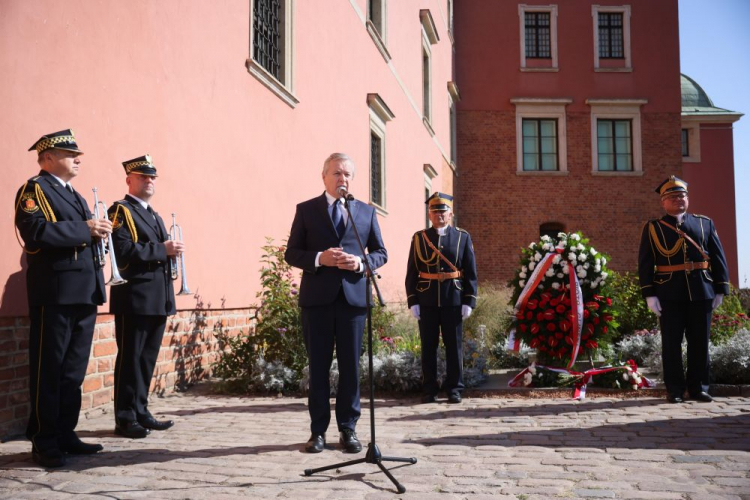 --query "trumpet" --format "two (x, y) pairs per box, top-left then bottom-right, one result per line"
(92, 188), (127, 286)
(169, 213), (192, 296)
